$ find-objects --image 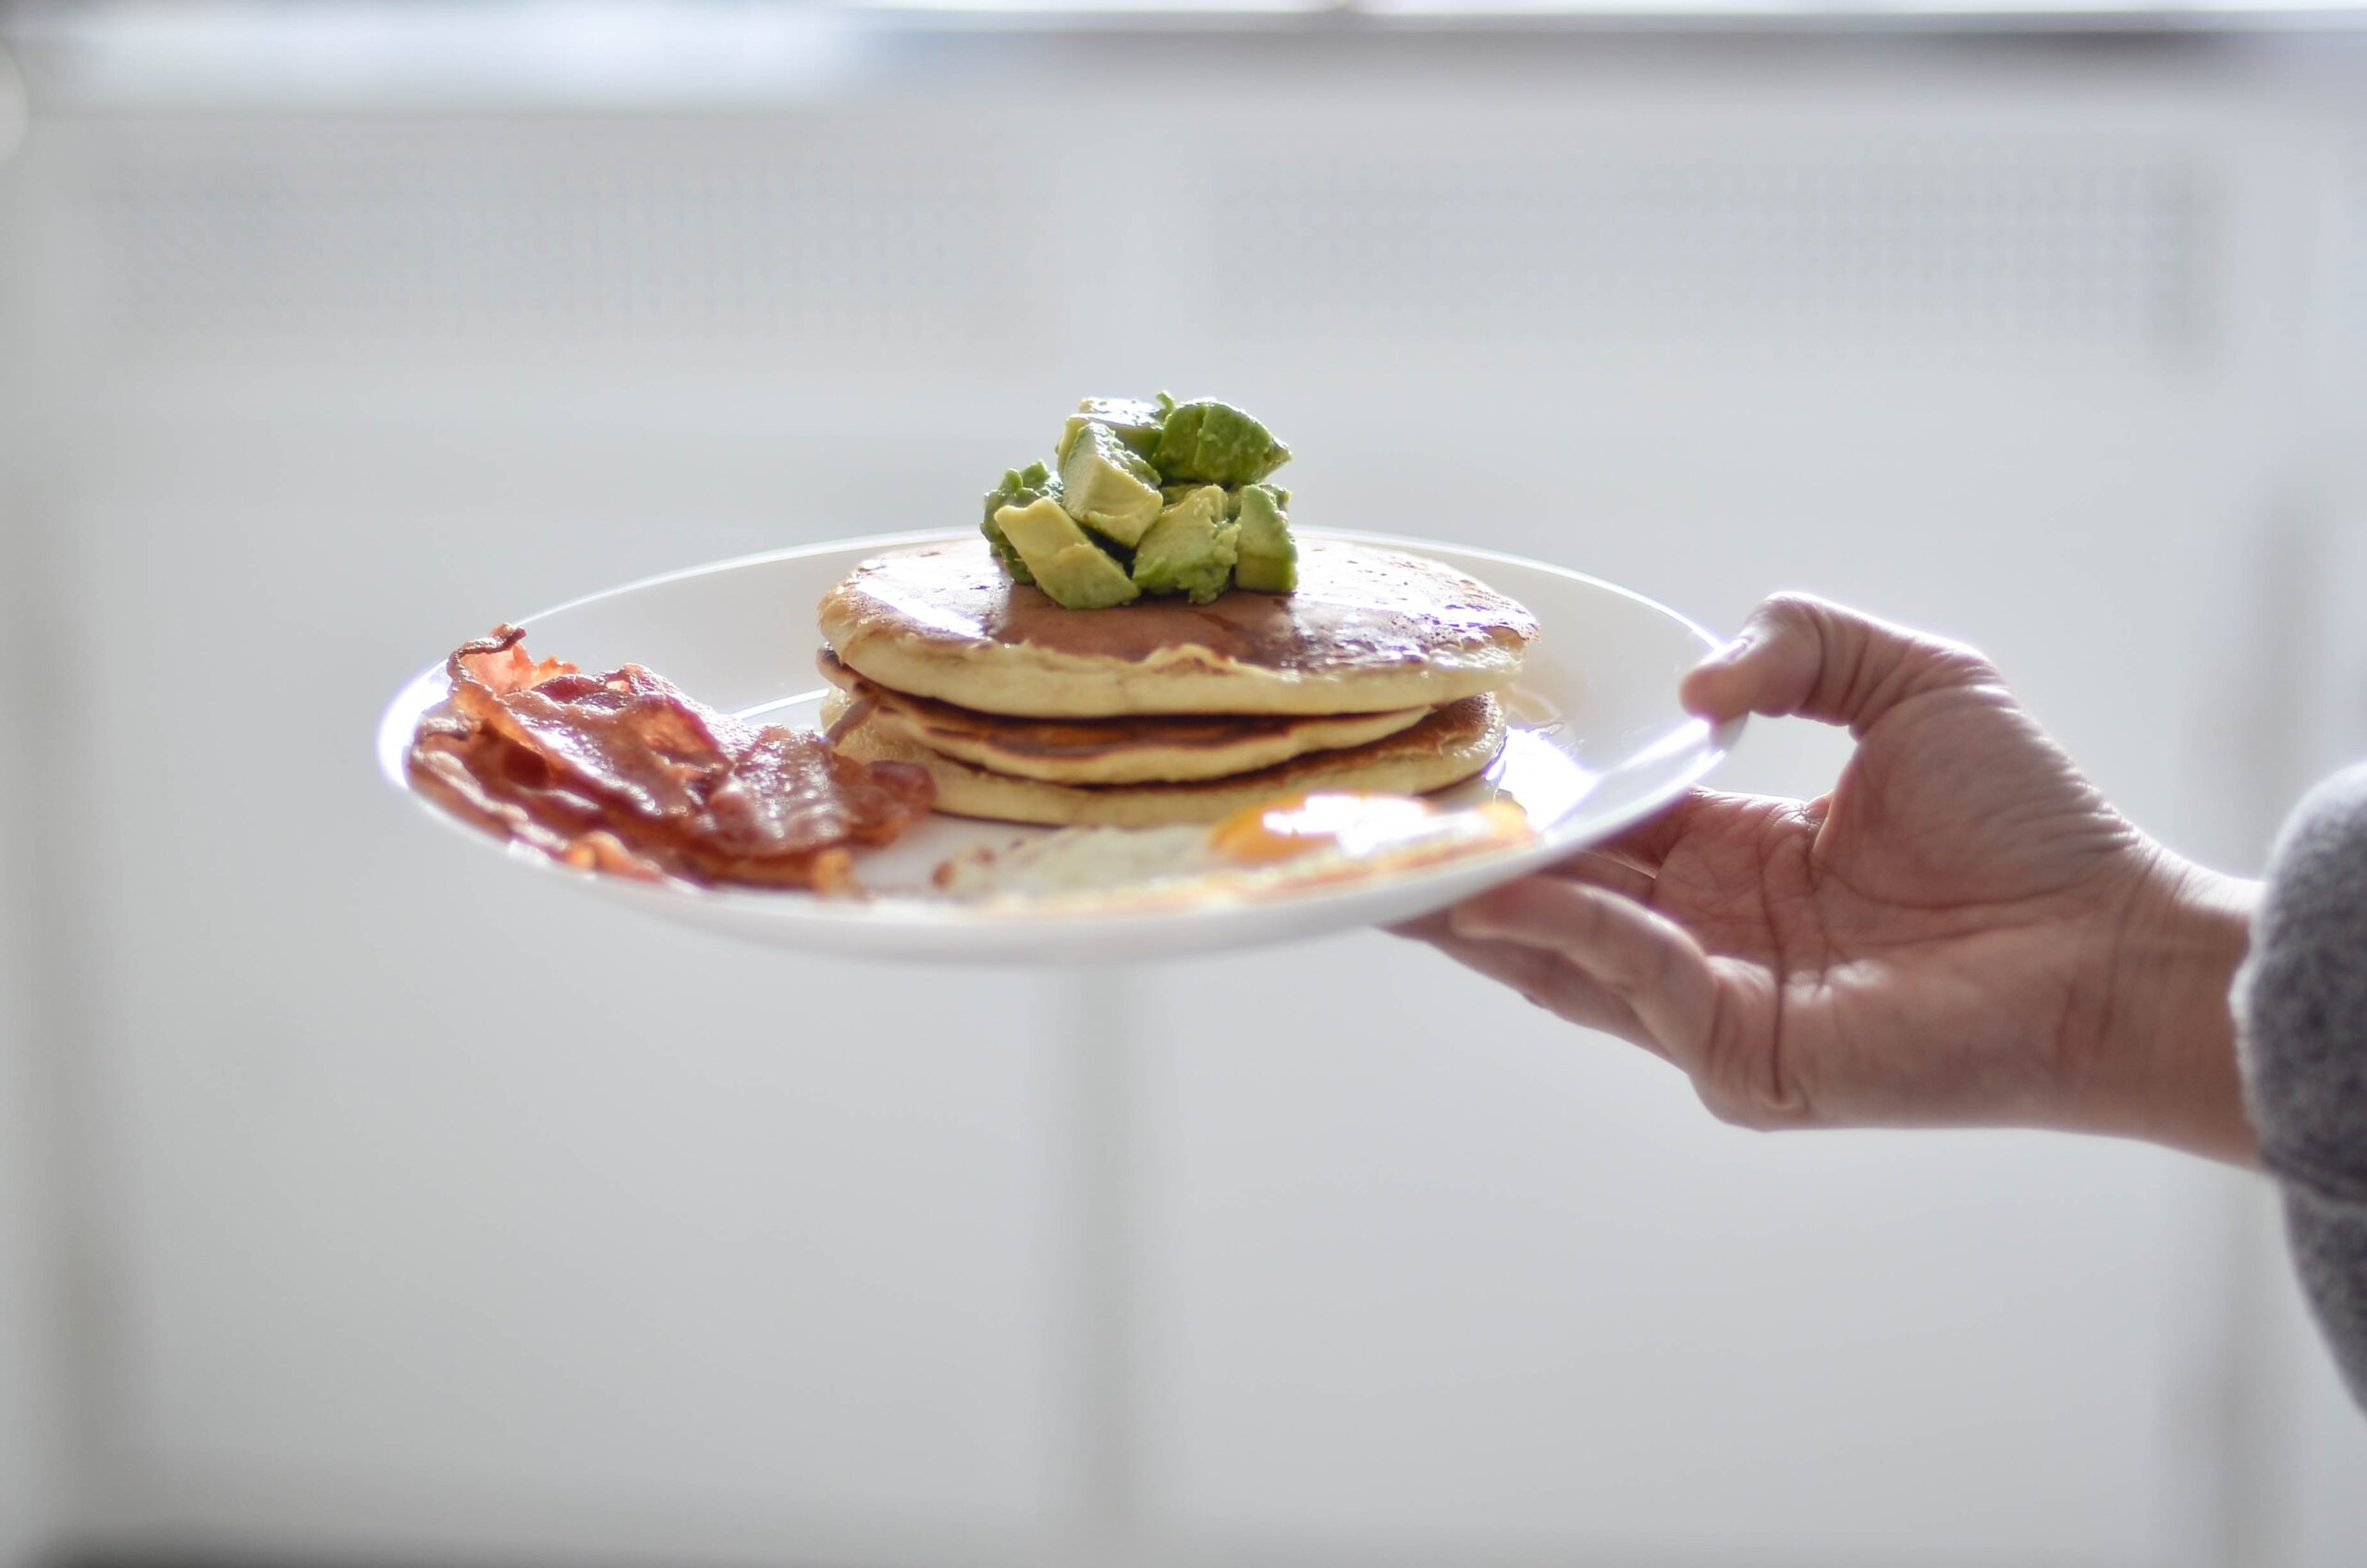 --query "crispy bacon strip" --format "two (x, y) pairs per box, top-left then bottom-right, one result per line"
(407, 624), (934, 891)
